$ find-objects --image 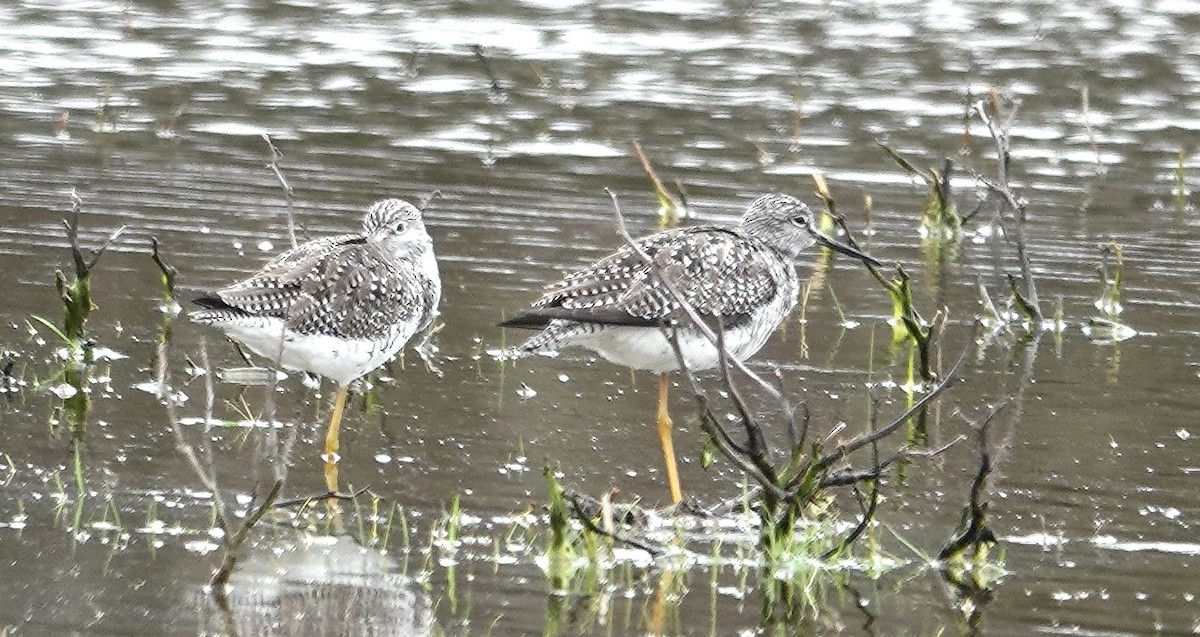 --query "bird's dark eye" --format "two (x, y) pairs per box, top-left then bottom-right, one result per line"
(394, 222), (406, 233)
(791, 214), (808, 227)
